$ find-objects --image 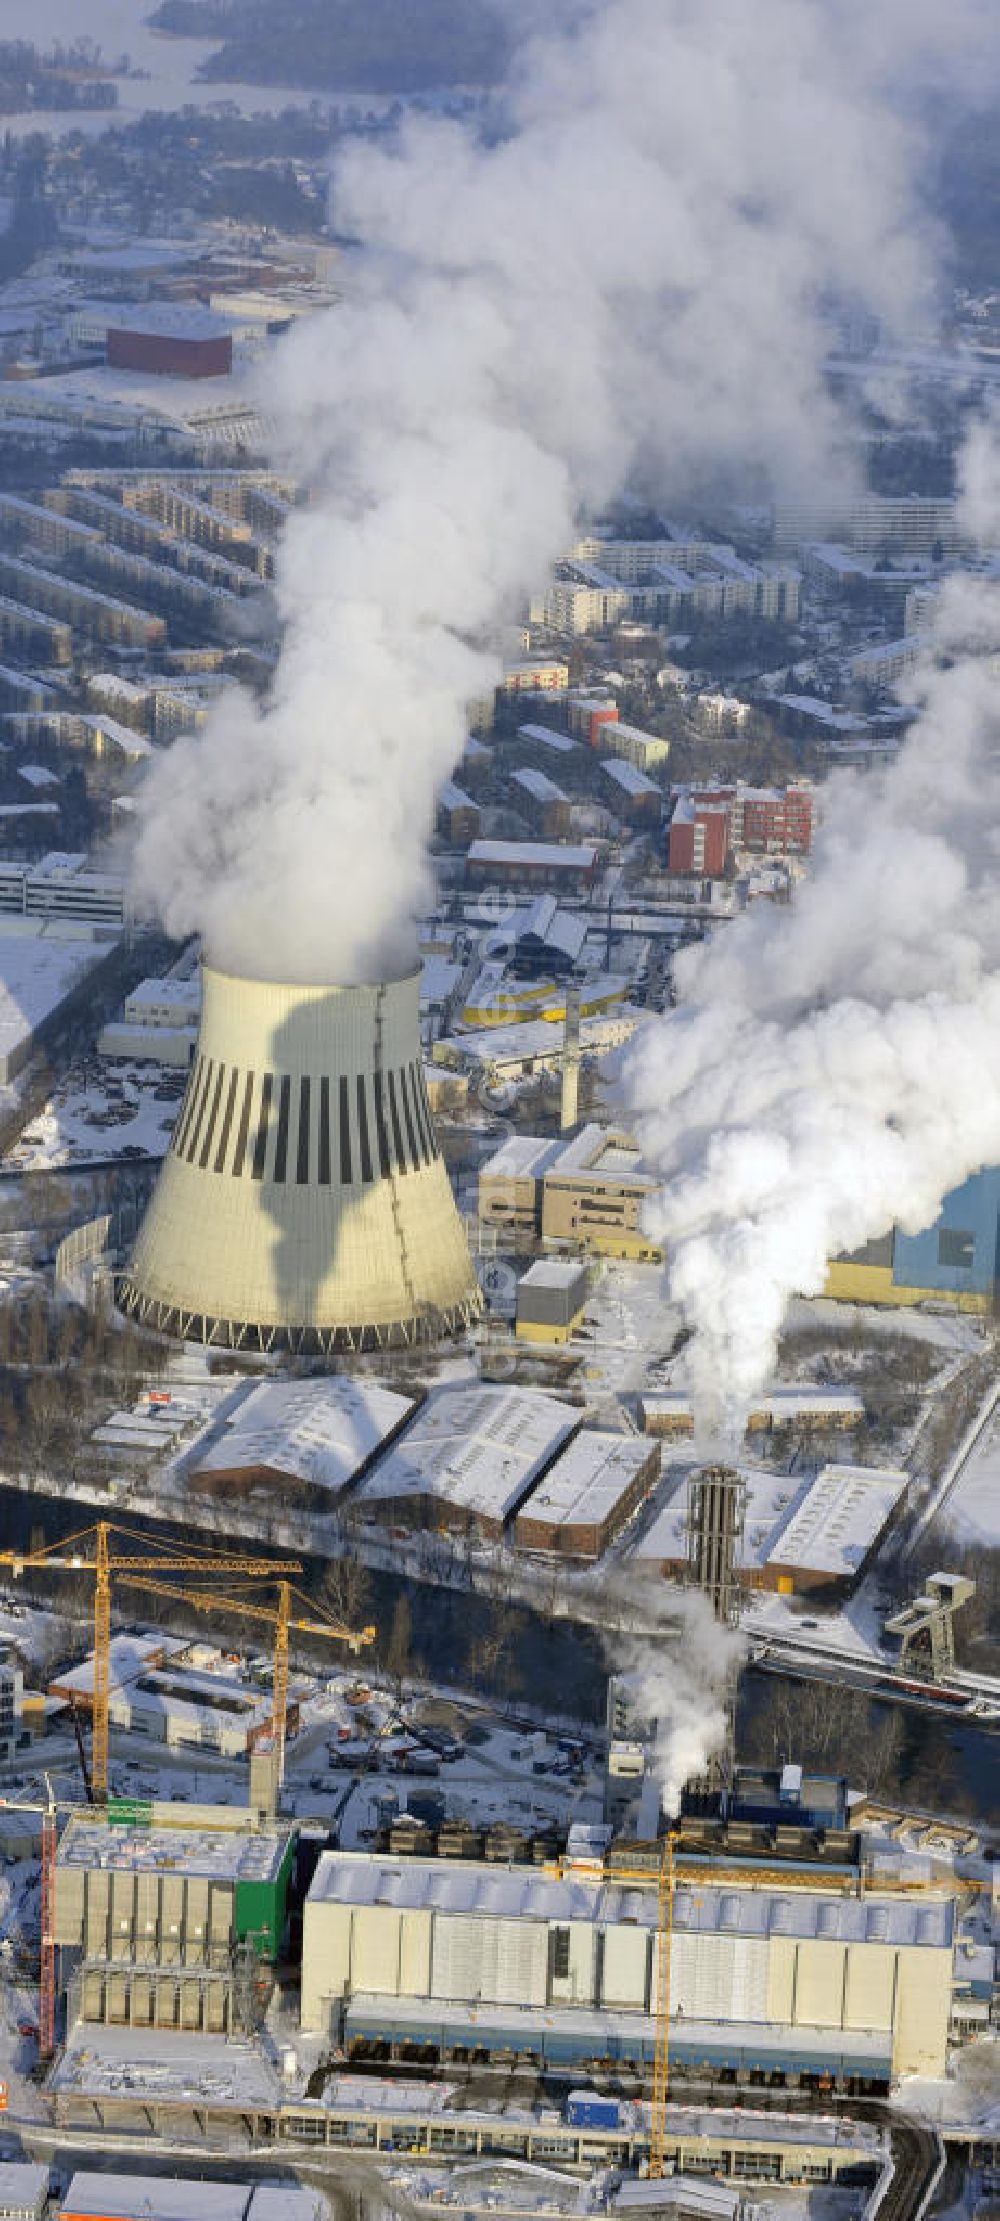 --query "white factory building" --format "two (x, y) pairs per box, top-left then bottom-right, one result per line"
(300, 1850), (954, 2084)
(50, 1633), (281, 1757)
(99, 974), (200, 1066)
(0, 920), (123, 1084)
